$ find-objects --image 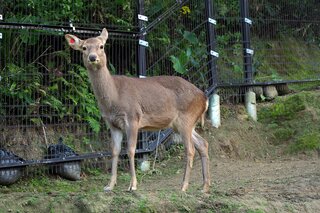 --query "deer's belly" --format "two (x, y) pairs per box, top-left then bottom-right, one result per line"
(140, 115), (174, 130)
